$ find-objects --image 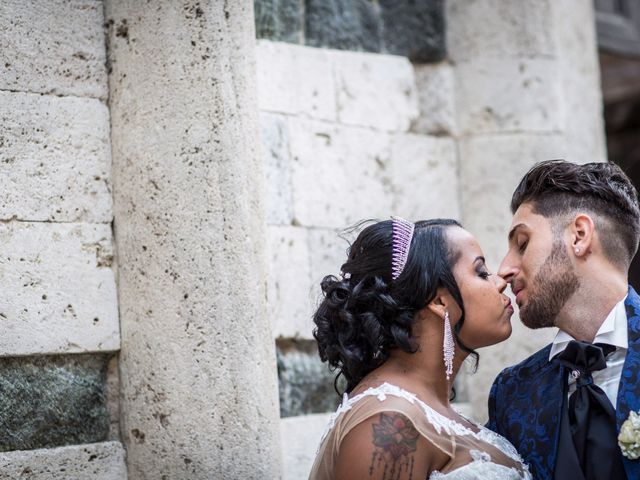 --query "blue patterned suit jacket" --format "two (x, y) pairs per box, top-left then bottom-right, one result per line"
(487, 286), (640, 480)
